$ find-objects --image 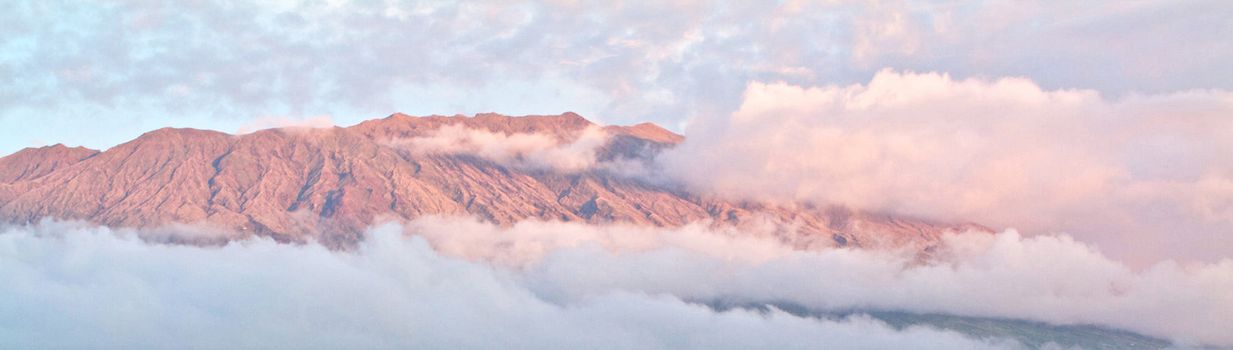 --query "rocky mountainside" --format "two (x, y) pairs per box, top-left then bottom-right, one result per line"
(0, 112), (984, 249)
(0, 144), (99, 184)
